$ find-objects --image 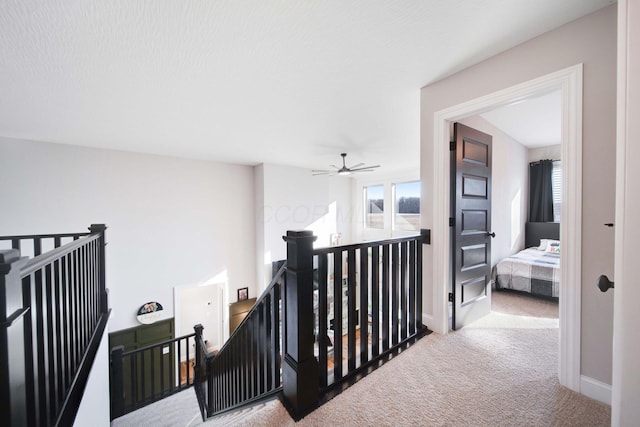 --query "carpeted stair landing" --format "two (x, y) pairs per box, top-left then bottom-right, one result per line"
(112, 291), (610, 426)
